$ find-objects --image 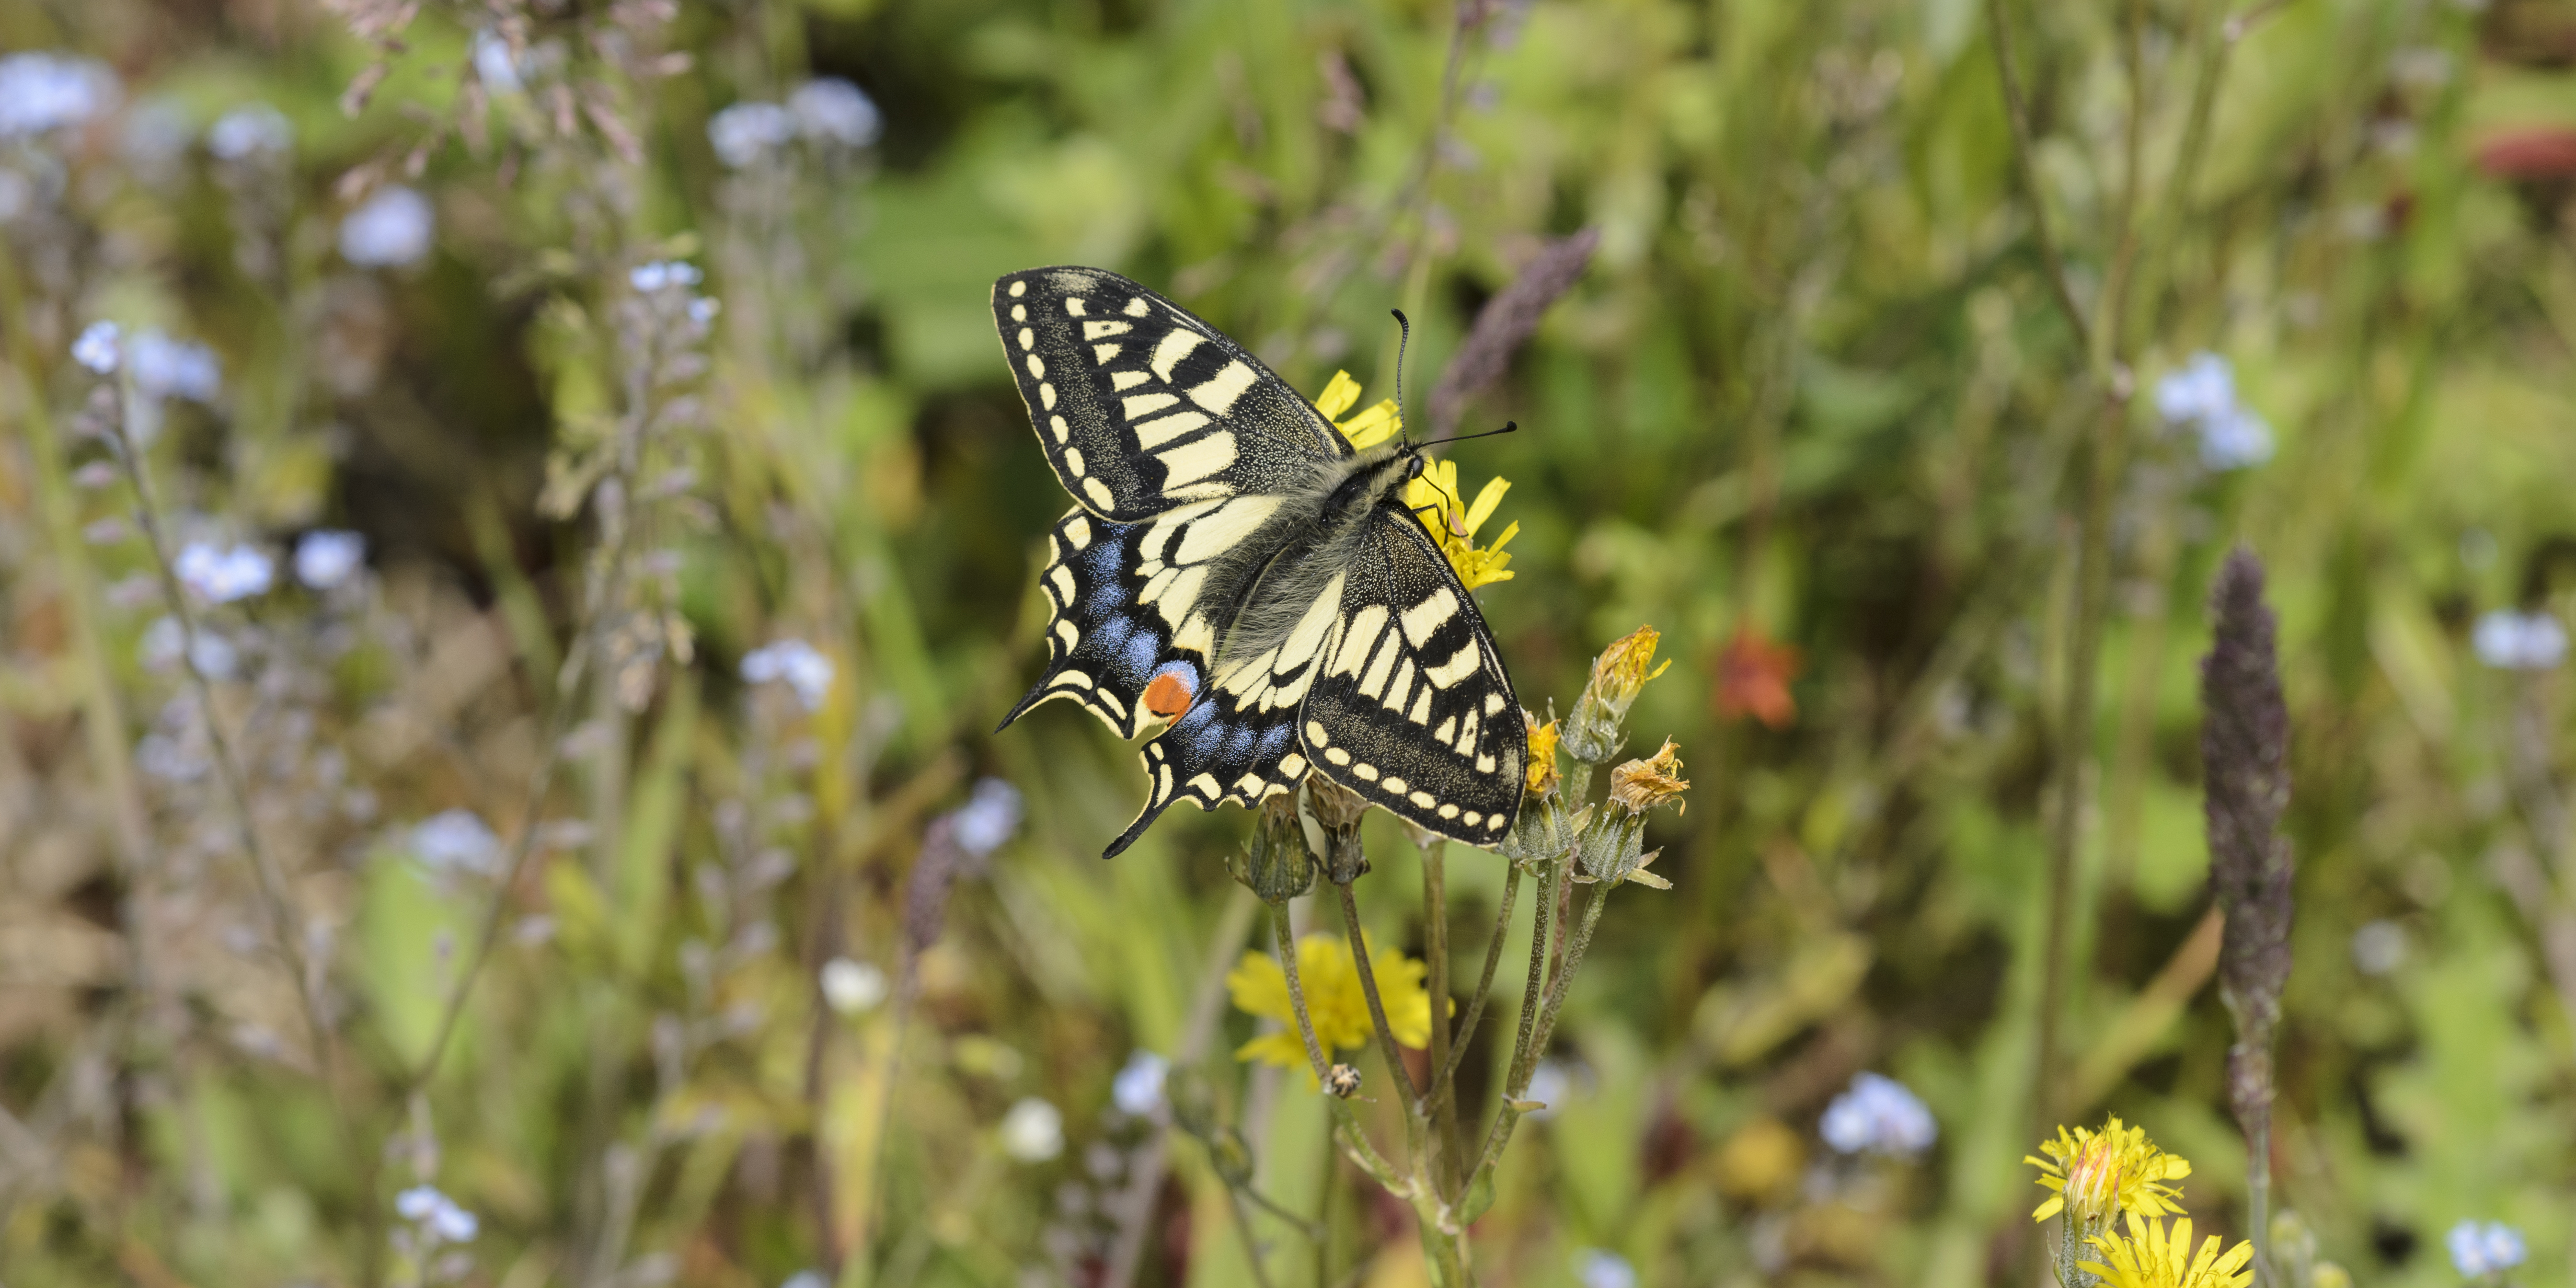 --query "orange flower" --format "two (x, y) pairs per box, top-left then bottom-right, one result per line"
(1715, 626), (1801, 729)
